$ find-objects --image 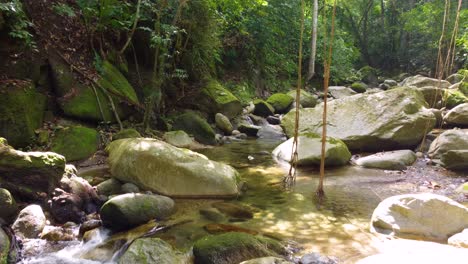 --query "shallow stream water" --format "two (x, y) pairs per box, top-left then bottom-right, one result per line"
(19, 139), (468, 263)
